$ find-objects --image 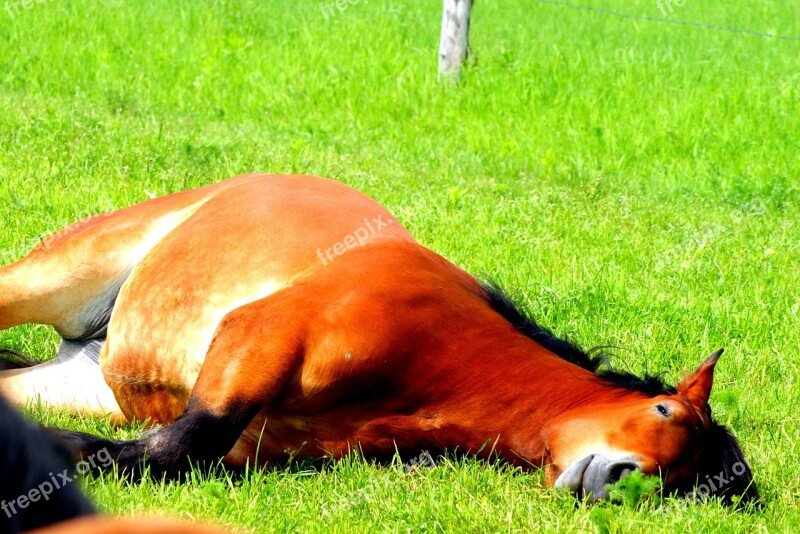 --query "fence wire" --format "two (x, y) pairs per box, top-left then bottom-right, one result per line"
(533, 0), (800, 42)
